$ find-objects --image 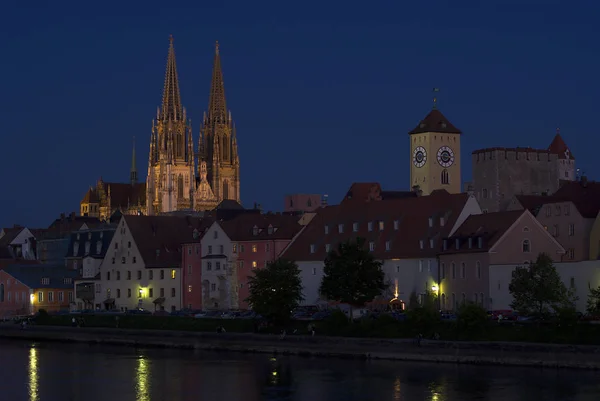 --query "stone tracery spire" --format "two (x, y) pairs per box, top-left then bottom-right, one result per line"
(161, 35), (183, 122)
